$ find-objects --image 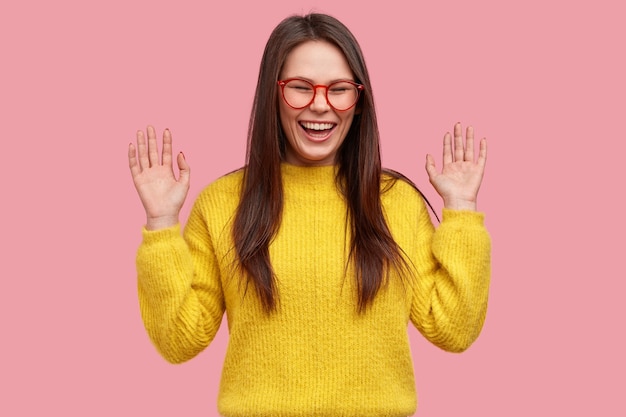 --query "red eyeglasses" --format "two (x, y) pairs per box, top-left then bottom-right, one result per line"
(278, 78), (364, 111)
